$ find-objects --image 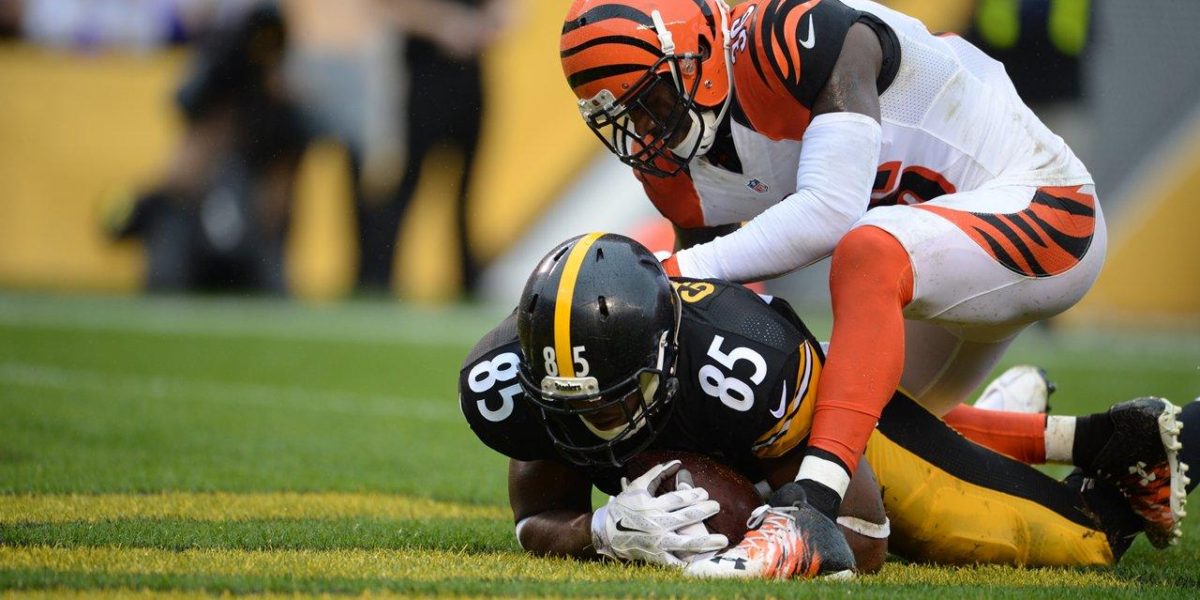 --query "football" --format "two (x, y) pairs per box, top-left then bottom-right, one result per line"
(625, 449), (764, 547)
